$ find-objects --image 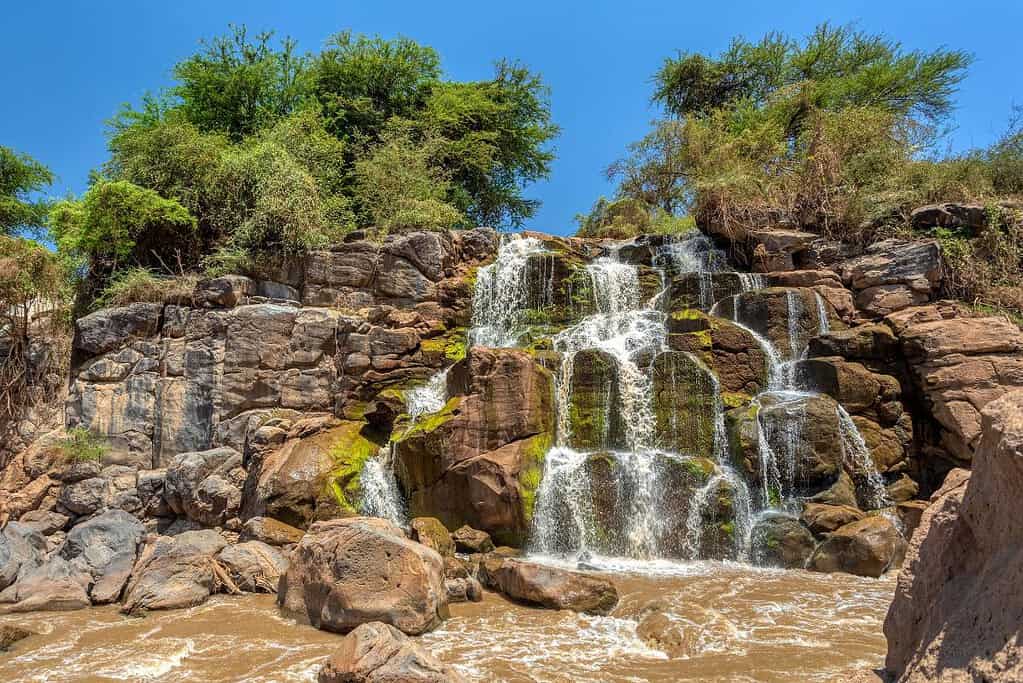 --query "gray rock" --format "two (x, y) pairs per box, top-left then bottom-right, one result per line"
(121, 530), (229, 614)
(60, 509), (145, 603)
(217, 541), (288, 592)
(0, 523), (46, 591)
(195, 275), (255, 308)
(164, 447), (244, 526)
(74, 303), (163, 356)
(18, 510), (69, 535)
(0, 556), (90, 612)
